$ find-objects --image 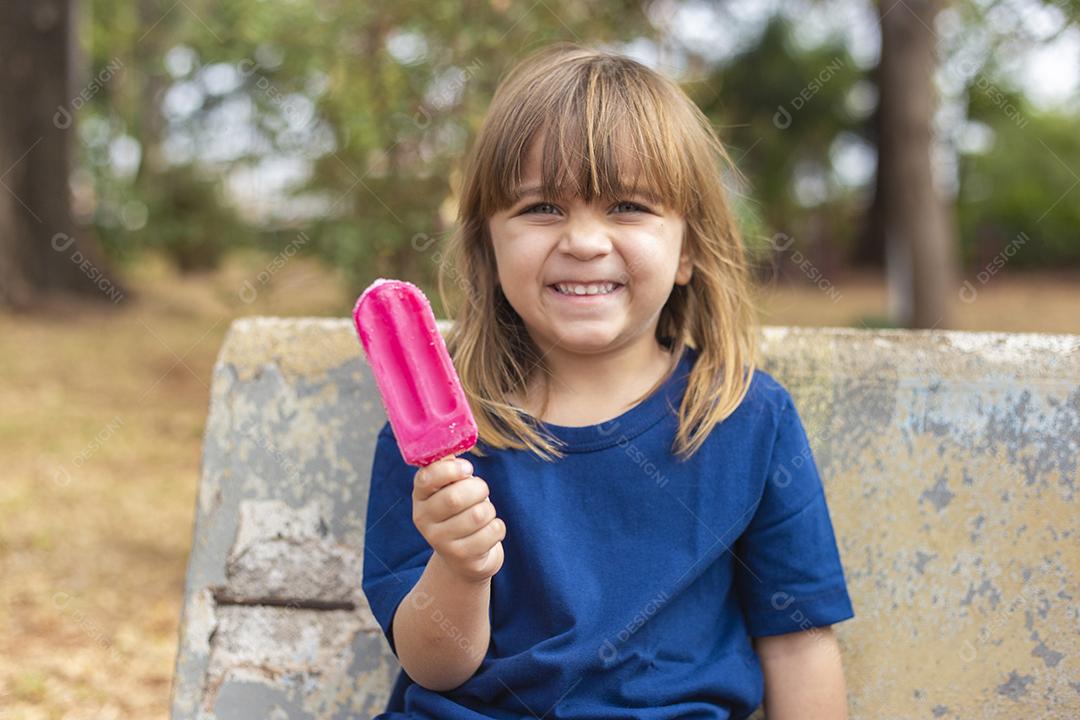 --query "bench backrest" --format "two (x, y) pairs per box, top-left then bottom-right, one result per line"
(170, 319), (1080, 719)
